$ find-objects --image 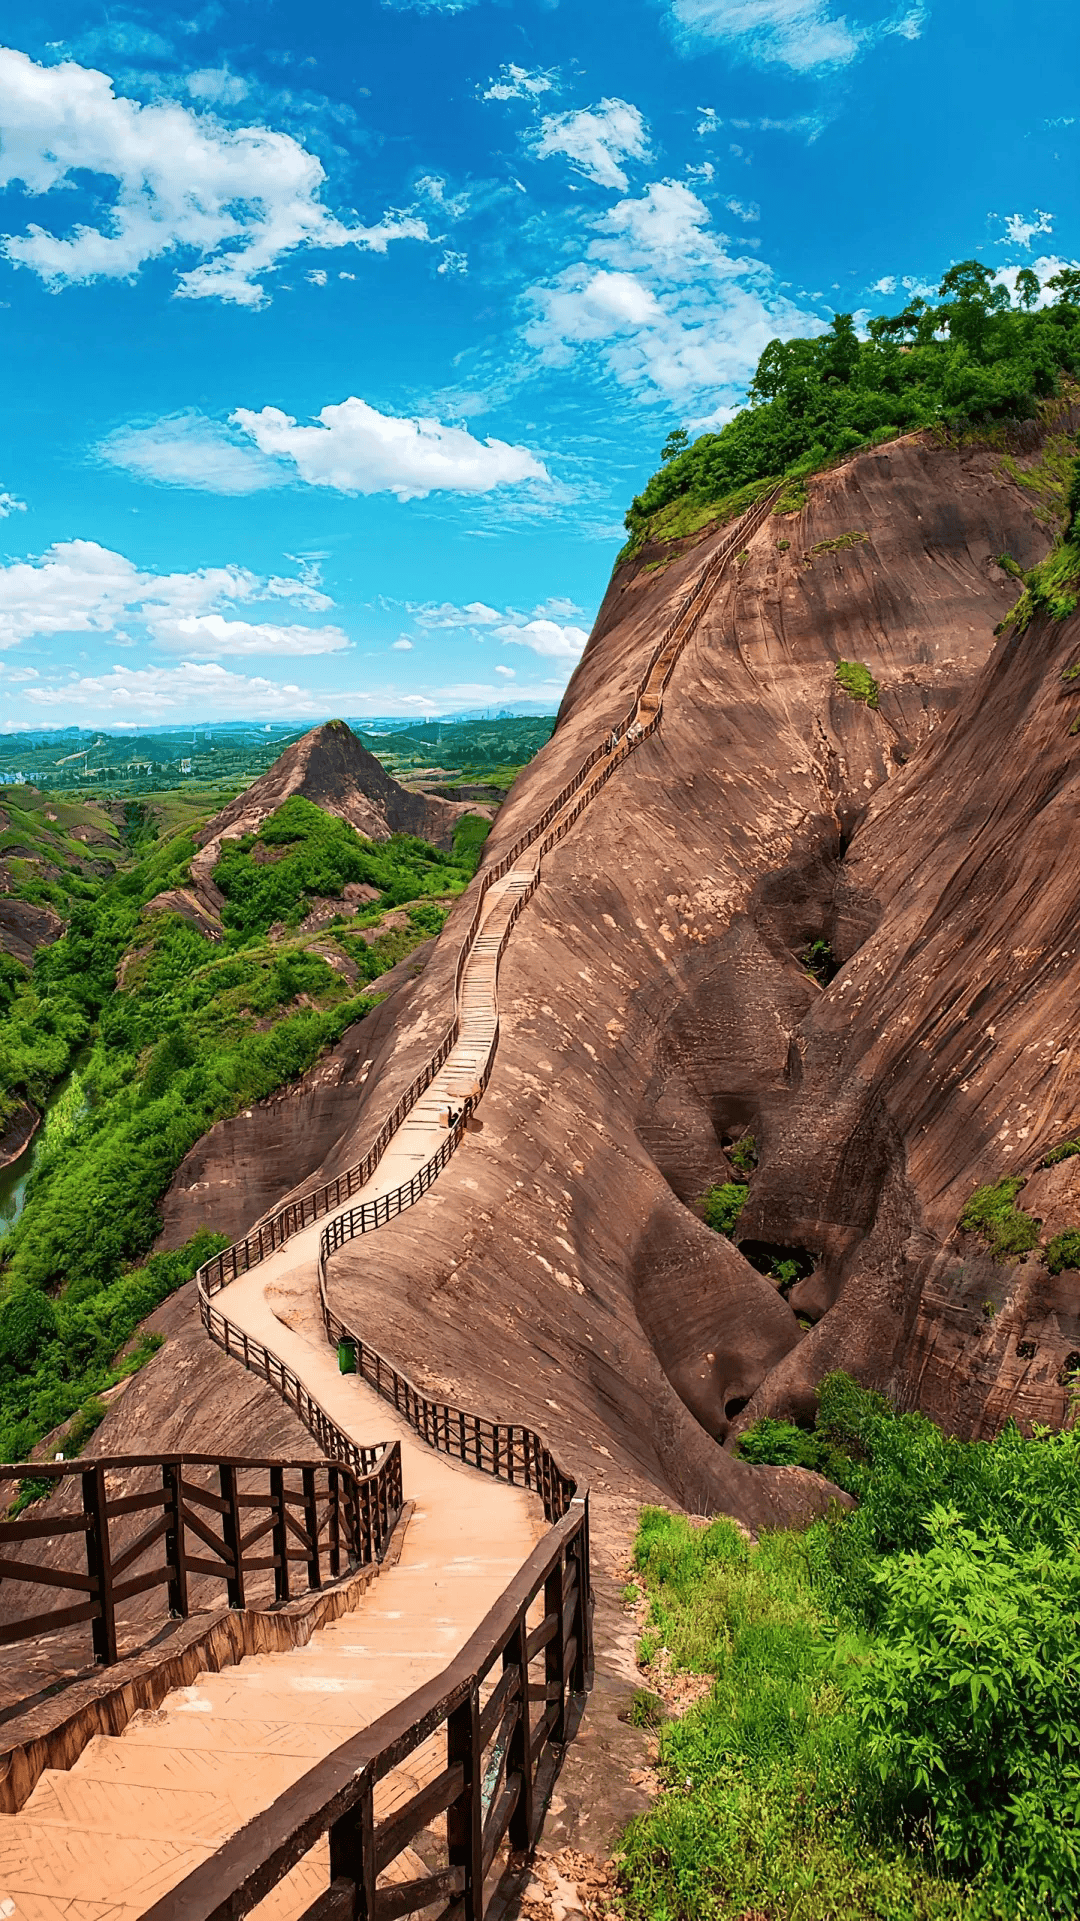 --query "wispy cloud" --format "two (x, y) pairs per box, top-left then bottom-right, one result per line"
(532, 99), (650, 192)
(482, 63), (560, 102)
(668, 0), (928, 72)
